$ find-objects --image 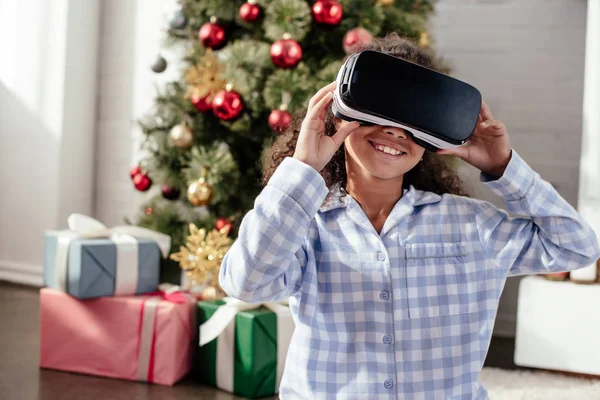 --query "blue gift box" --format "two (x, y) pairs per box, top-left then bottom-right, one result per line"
(44, 231), (160, 299)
